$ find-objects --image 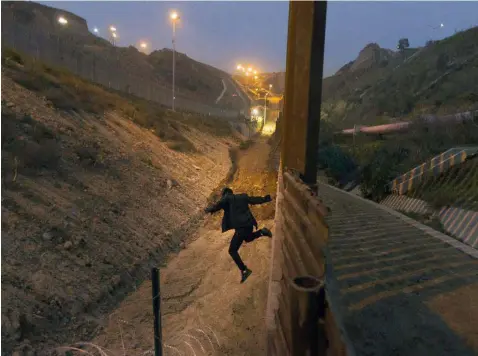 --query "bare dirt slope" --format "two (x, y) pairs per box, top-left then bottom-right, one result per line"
(93, 138), (277, 355)
(1, 74), (239, 354)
